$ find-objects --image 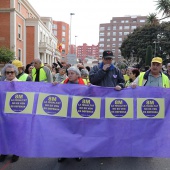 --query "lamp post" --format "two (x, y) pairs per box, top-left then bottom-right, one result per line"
(75, 35), (77, 55)
(153, 41), (159, 57)
(69, 13), (75, 54)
